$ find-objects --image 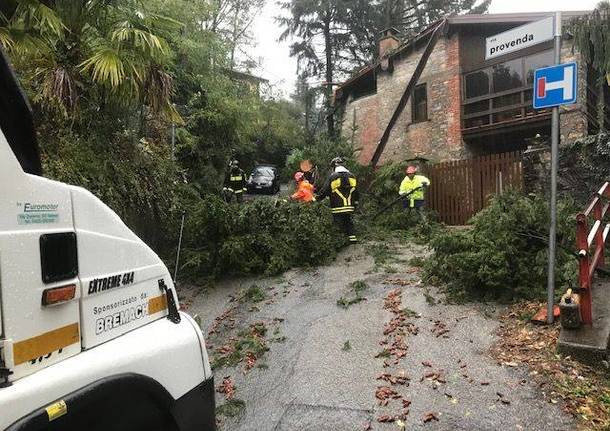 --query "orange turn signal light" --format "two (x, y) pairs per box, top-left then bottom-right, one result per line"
(42, 284), (76, 306)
